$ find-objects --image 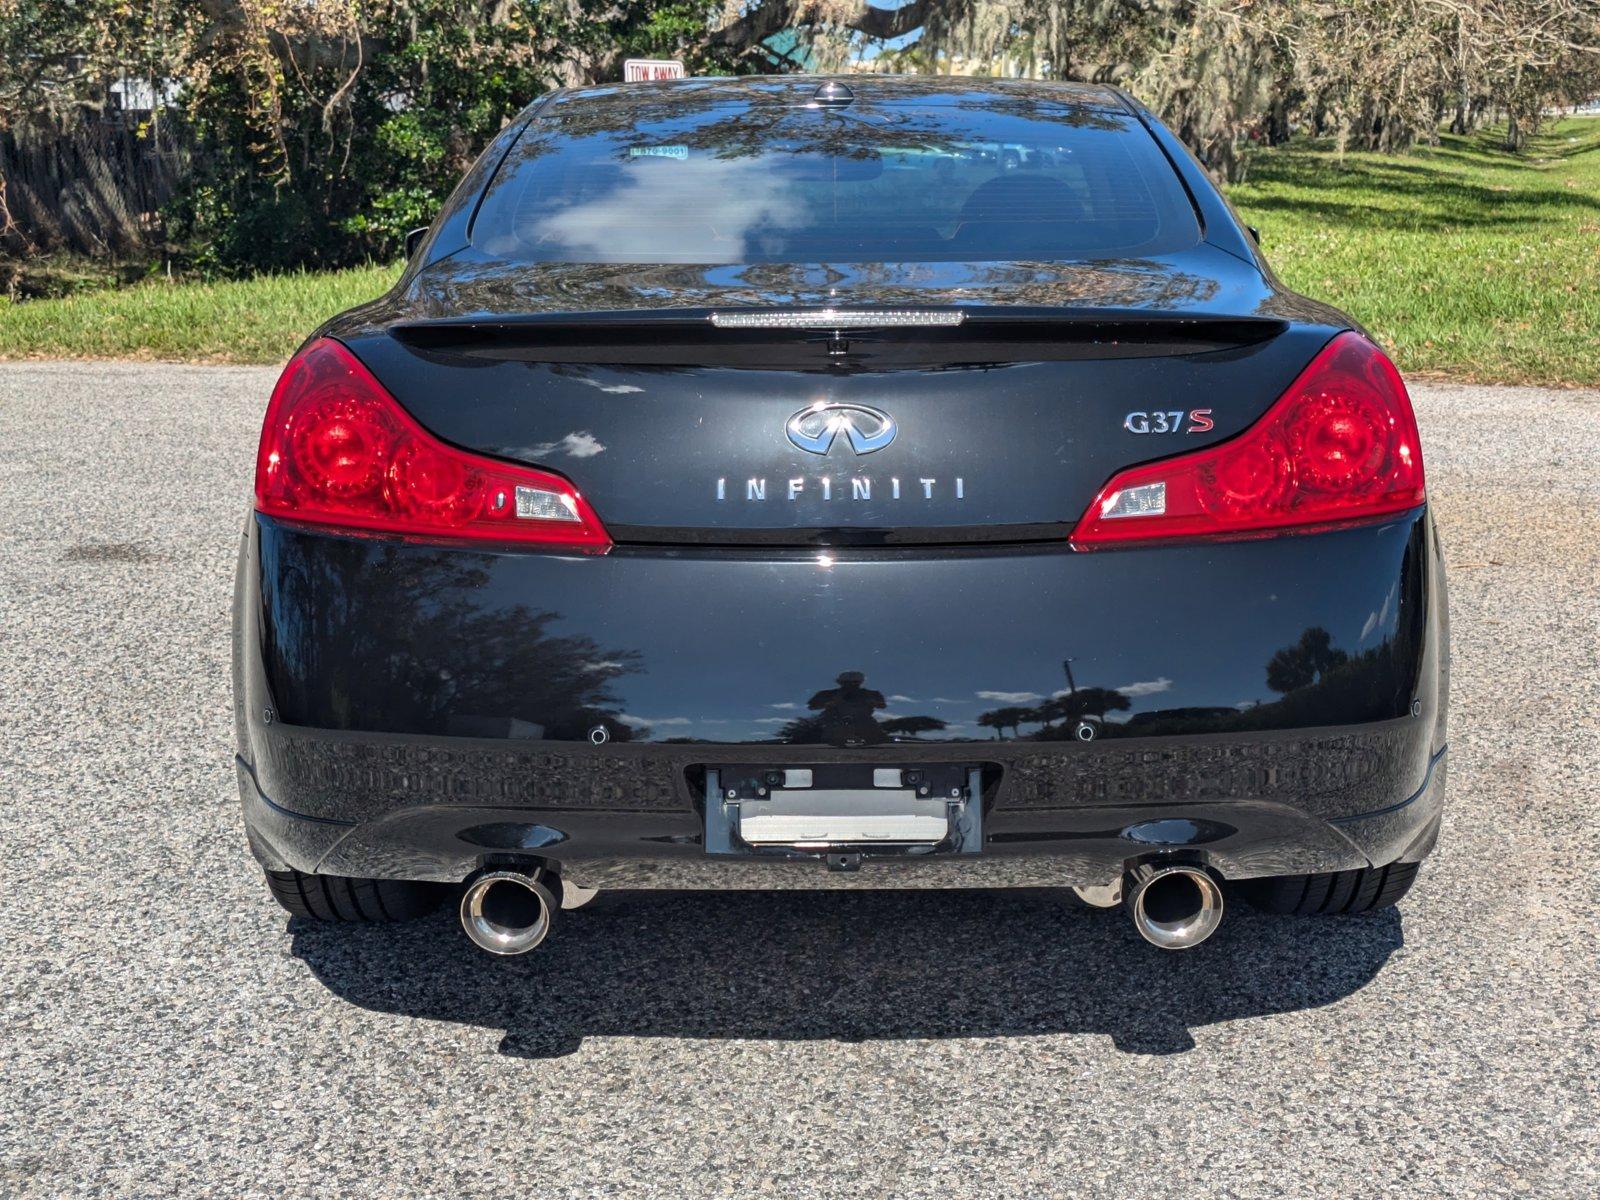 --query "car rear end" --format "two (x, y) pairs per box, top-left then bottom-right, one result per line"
(233, 77), (1448, 952)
